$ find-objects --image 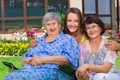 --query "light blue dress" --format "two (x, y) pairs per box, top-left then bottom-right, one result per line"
(3, 31), (80, 80)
